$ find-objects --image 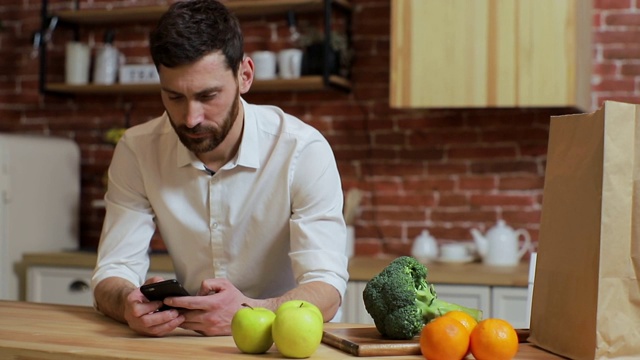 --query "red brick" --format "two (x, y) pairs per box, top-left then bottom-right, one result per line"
(409, 130), (478, 146)
(593, 77), (636, 92)
(404, 178), (456, 192)
(605, 13), (640, 26)
(602, 46), (640, 60)
(594, 62), (619, 76)
(431, 210), (497, 224)
(470, 194), (538, 207)
(437, 193), (469, 207)
(428, 163), (469, 176)
(459, 176), (497, 191)
(499, 176), (546, 191)
(594, 0), (632, 9)
(620, 63), (640, 76)
(448, 145), (517, 160)
(470, 160), (540, 175)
